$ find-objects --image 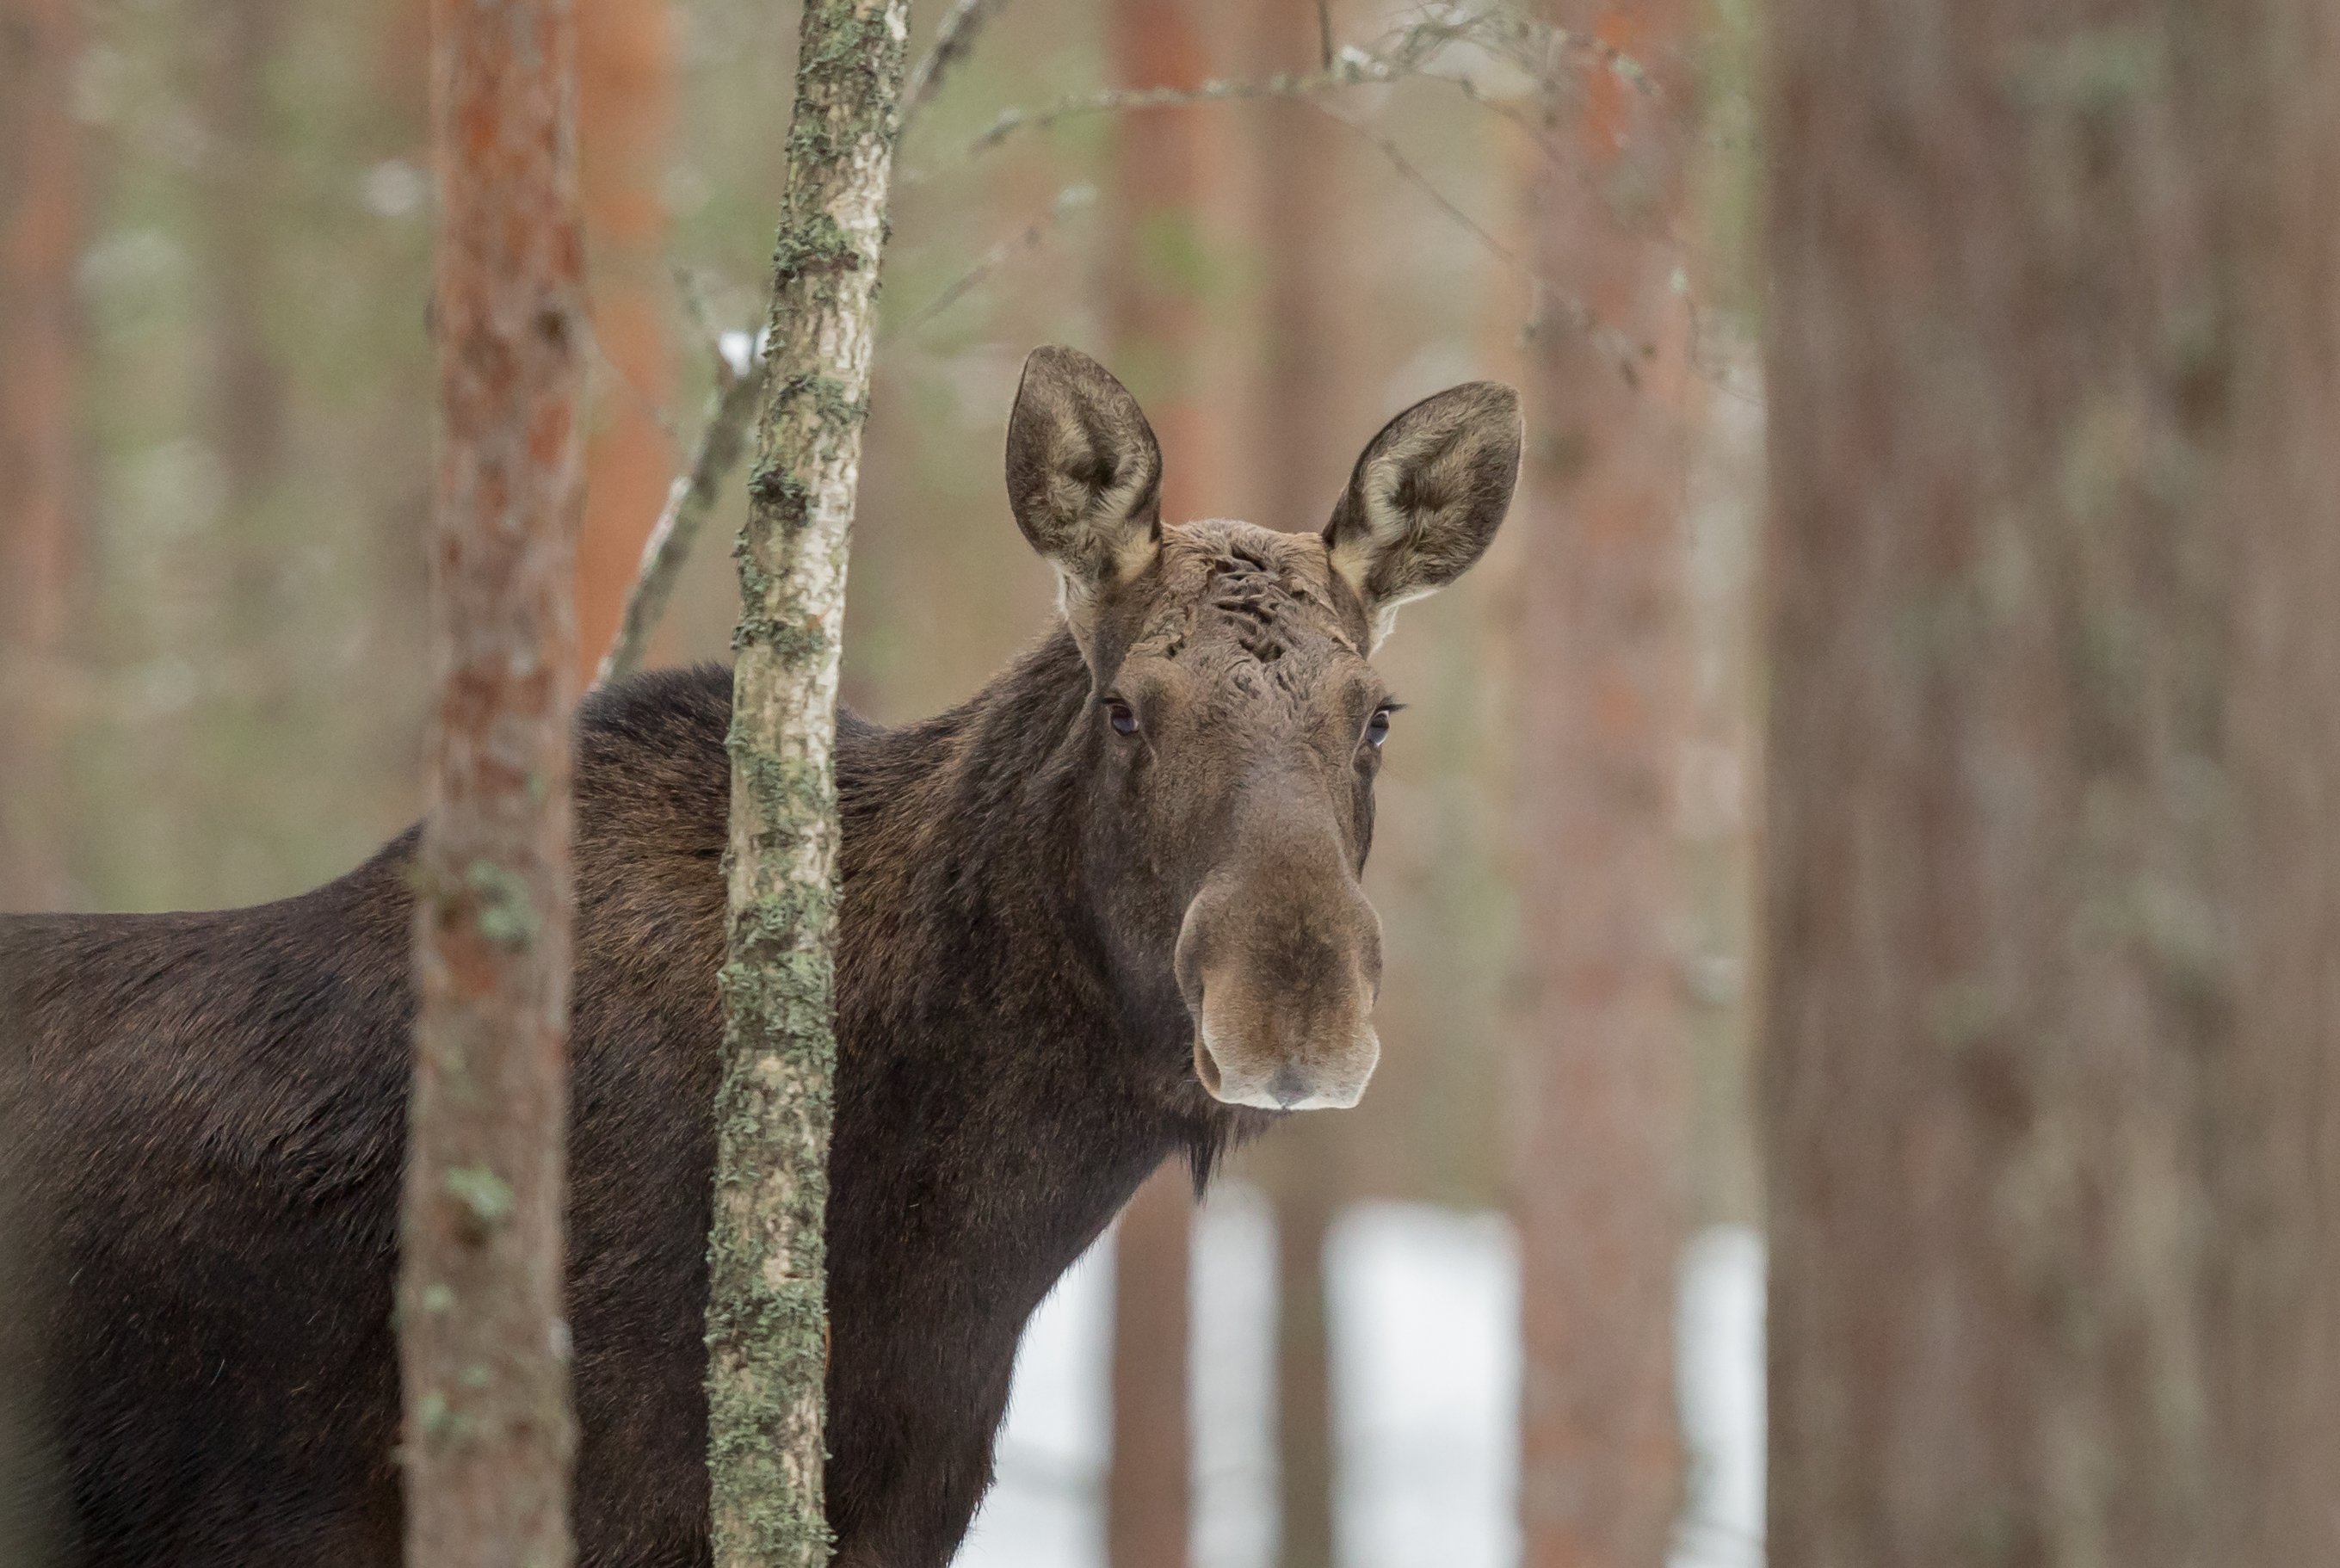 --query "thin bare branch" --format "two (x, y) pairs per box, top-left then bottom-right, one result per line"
(902, 0), (1010, 124)
(923, 9), (1643, 176)
(888, 182), (1094, 340)
(1300, 97), (1613, 360)
(593, 333), (764, 687)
